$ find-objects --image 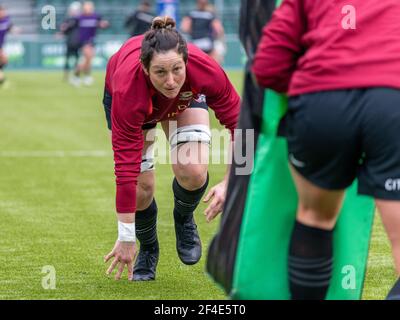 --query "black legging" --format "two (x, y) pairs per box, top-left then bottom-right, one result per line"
(64, 45), (80, 72)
